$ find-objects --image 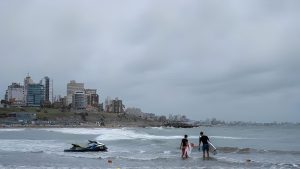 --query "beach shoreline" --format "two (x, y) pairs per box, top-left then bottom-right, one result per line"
(0, 107), (167, 129)
(0, 121), (165, 129)
(1, 107), (202, 129)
